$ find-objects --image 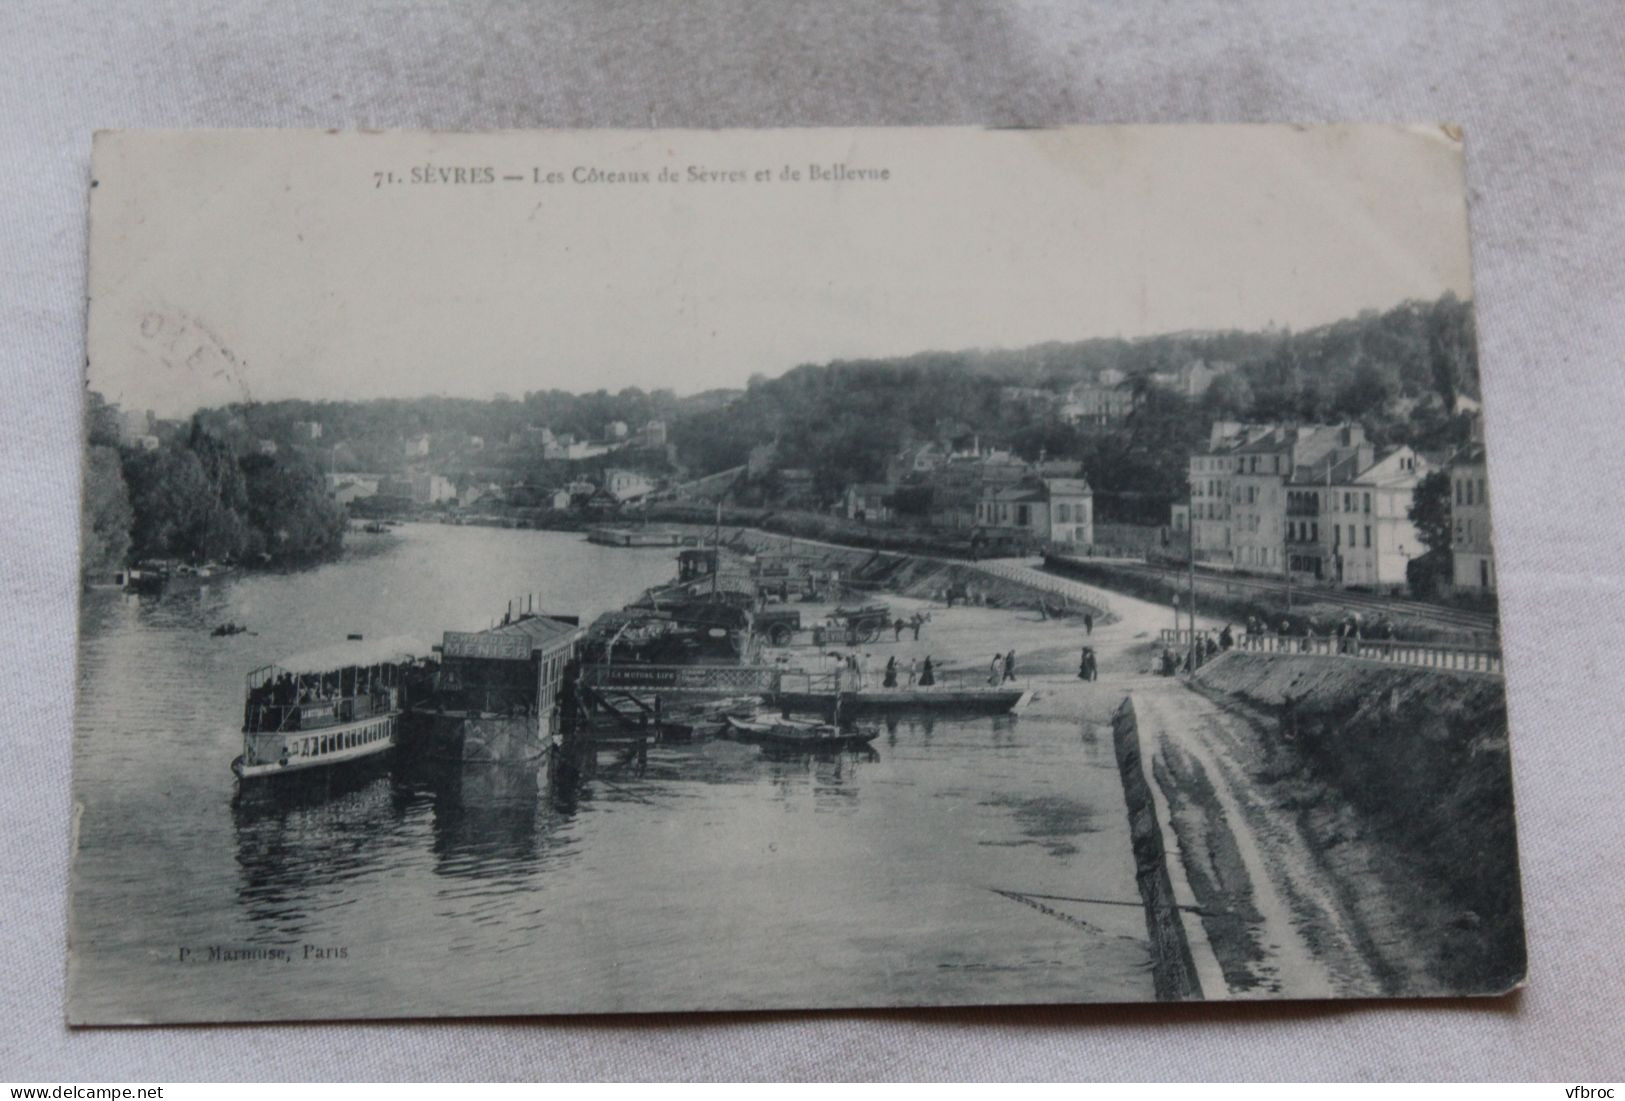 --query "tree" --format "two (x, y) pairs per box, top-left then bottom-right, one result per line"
(1407, 469), (1454, 598)
(1408, 469), (1452, 556)
(1332, 361), (1395, 420)
(239, 453), (347, 566)
(121, 445), (218, 561)
(82, 445), (132, 579)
